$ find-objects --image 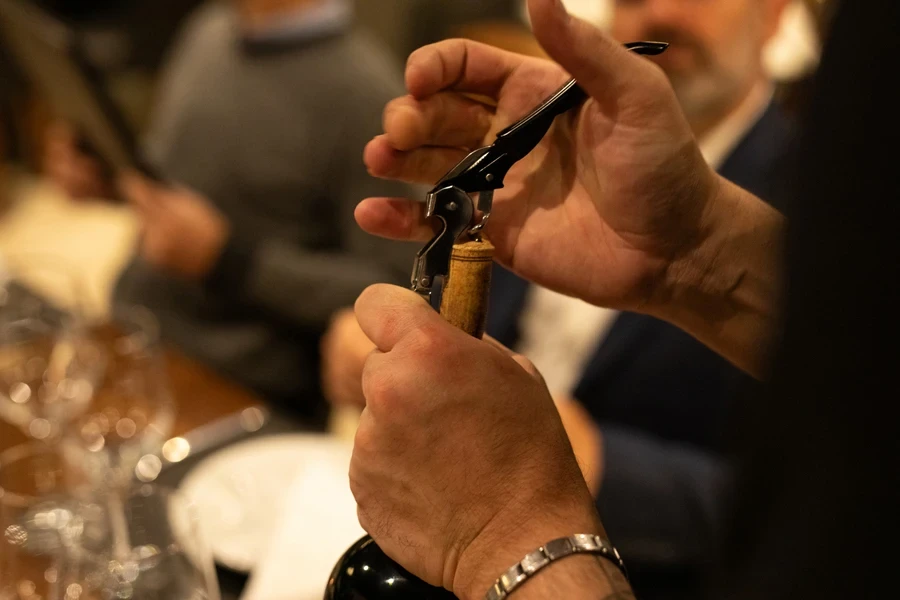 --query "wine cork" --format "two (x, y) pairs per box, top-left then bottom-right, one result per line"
(438, 236), (495, 339)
